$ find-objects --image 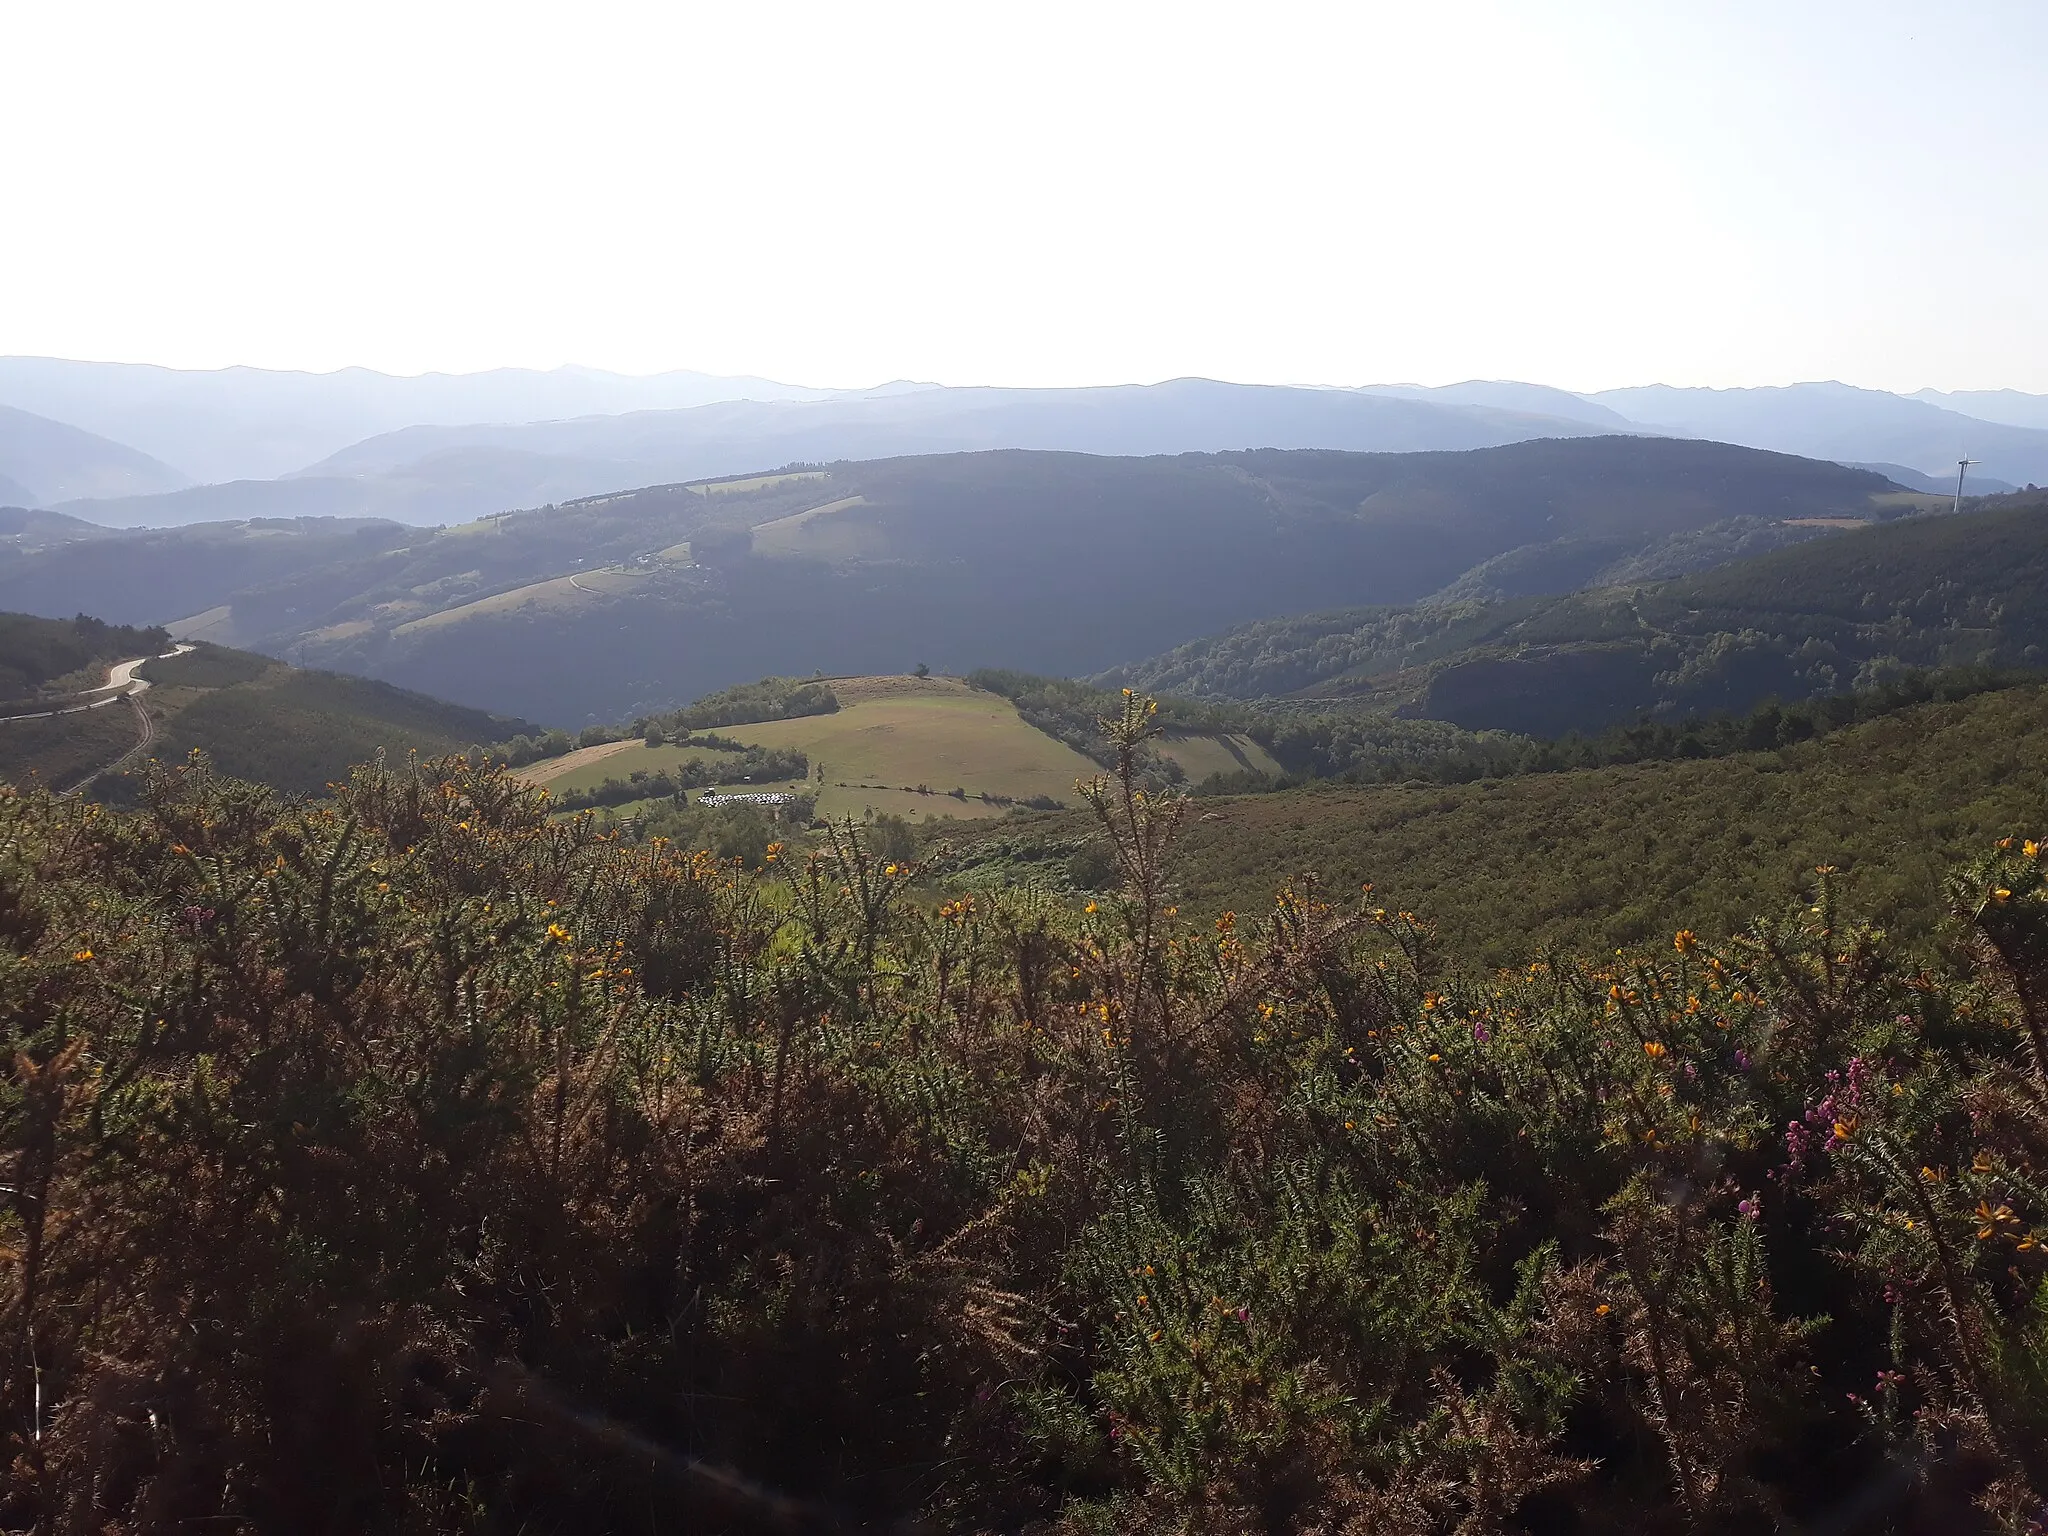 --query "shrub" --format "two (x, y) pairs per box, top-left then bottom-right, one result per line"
(1, 715), (2045, 1532)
